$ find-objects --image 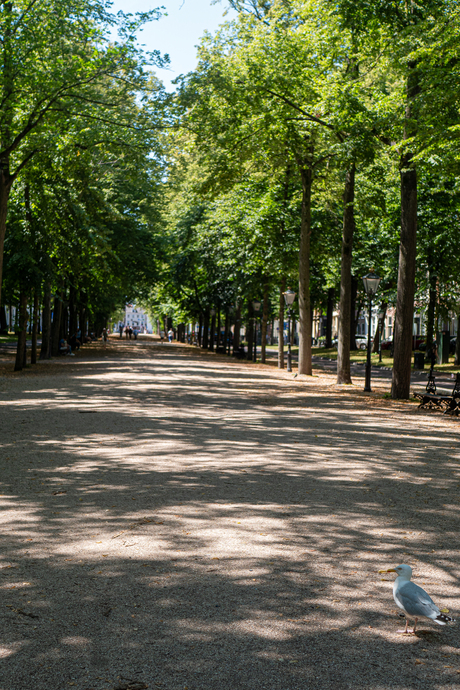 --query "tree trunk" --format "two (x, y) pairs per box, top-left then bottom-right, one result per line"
(14, 291), (28, 371)
(202, 310), (210, 349)
(209, 312), (216, 351)
(337, 165), (355, 383)
(69, 283), (78, 339)
(224, 311), (230, 355)
(0, 305), (7, 334)
(425, 268), (437, 354)
(246, 301), (254, 361)
(0, 165), (13, 308)
(261, 281), (269, 363)
(455, 315), (460, 366)
(325, 287), (334, 349)
(278, 278), (285, 368)
(298, 165), (312, 375)
(40, 285), (52, 360)
(31, 288), (39, 364)
(233, 303), (241, 353)
(198, 313), (203, 346)
(216, 309), (221, 349)
(391, 160), (417, 398)
(51, 293), (63, 357)
(391, 61), (419, 399)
